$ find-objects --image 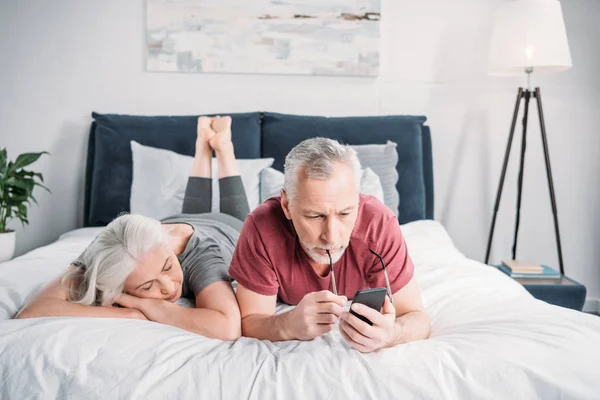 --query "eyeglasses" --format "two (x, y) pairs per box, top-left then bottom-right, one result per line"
(326, 249), (394, 304)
